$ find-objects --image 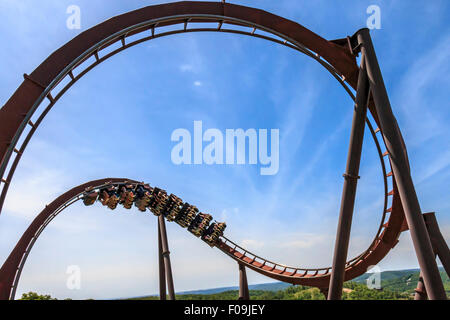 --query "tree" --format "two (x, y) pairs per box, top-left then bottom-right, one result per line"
(19, 291), (56, 300)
